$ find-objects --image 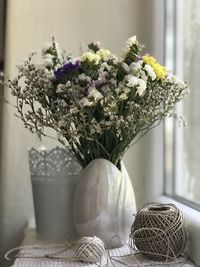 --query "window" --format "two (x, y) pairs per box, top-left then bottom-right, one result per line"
(165, 0), (200, 209)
